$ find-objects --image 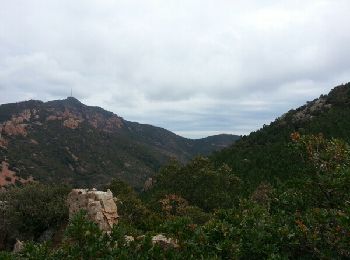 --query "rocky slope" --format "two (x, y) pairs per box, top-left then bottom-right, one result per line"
(0, 97), (239, 189)
(212, 82), (350, 190)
